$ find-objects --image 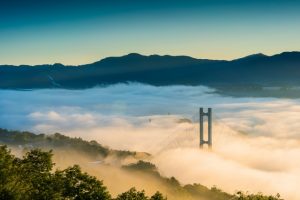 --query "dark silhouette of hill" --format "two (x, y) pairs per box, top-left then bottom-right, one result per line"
(1, 51), (300, 93)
